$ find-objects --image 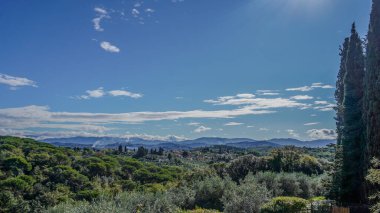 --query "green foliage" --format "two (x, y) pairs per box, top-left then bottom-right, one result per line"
(260, 196), (308, 213)
(222, 175), (269, 213)
(0, 136), (332, 212)
(364, 0), (380, 209)
(0, 136), (183, 211)
(338, 23), (366, 204)
(226, 147), (324, 182)
(366, 158), (380, 212)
